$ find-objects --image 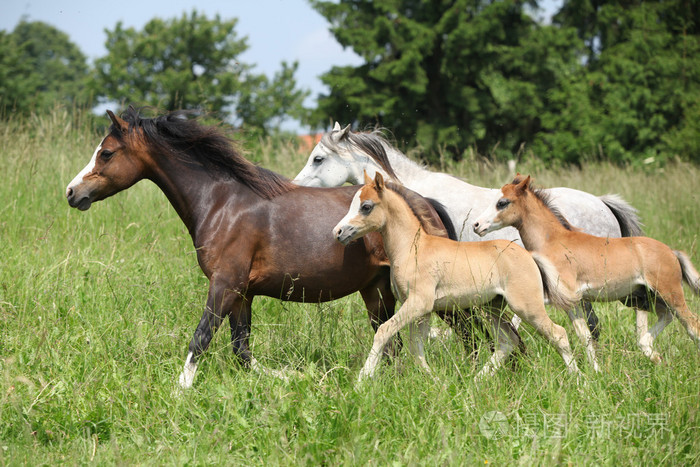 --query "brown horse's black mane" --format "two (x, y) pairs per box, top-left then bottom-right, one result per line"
(385, 181), (451, 238)
(322, 128), (399, 180)
(116, 107), (296, 199)
(511, 176), (575, 231)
